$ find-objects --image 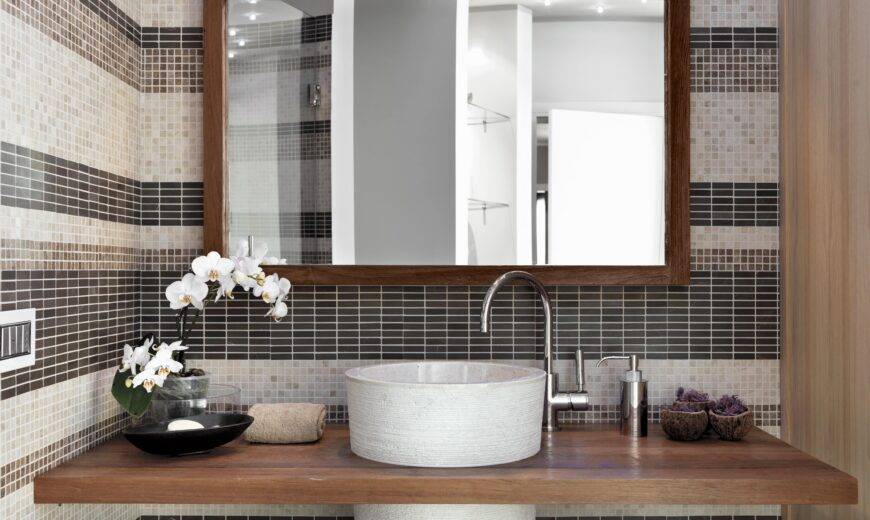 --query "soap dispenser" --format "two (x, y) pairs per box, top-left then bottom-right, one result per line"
(596, 355), (647, 437)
